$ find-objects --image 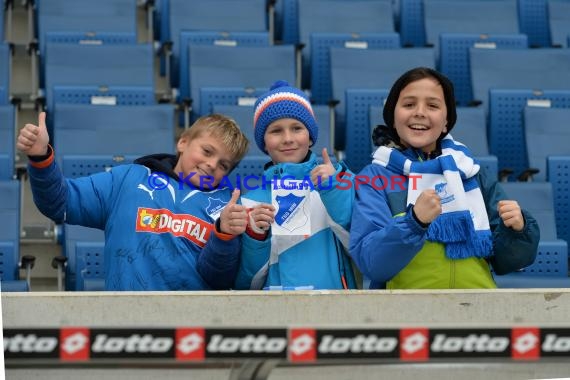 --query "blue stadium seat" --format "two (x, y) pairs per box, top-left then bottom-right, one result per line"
(424, 0), (519, 56)
(494, 182), (570, 288)
(399, 0), (425, 47)
(0, 0), (4, 43)
(549, 156), (570, 246)
(401, 0), (551, 49)
(310, 32), (400, 104)
(296, 0), (395, 88)
(177, 31), (270, 103)
(75, 242), (105, 291)
(344, 89), (389, 173)
(36, 0), (138, 87)
(331, 47), (435, 150)
(469, 48), (570, 111)
(548, 0), (570, 47)
(186, 44), (296, 123)
(160, 0), (267, 78)
(200, 87), (266, 117)
(524, 107), (570, 182)
(518, 0), (551, 47)
(0, 43), (11, 105)
(62, 225), (104, 291)
(37, 0), (137, 56)
(44, 43), (155, 119)
(52, 86), (155, 107)
(0, 105), (15, 180)
(439, 33), (527, 106)
(53, 104), (175, 157)
(0, 180), (30, 292)
(489, 89), (570, 179)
